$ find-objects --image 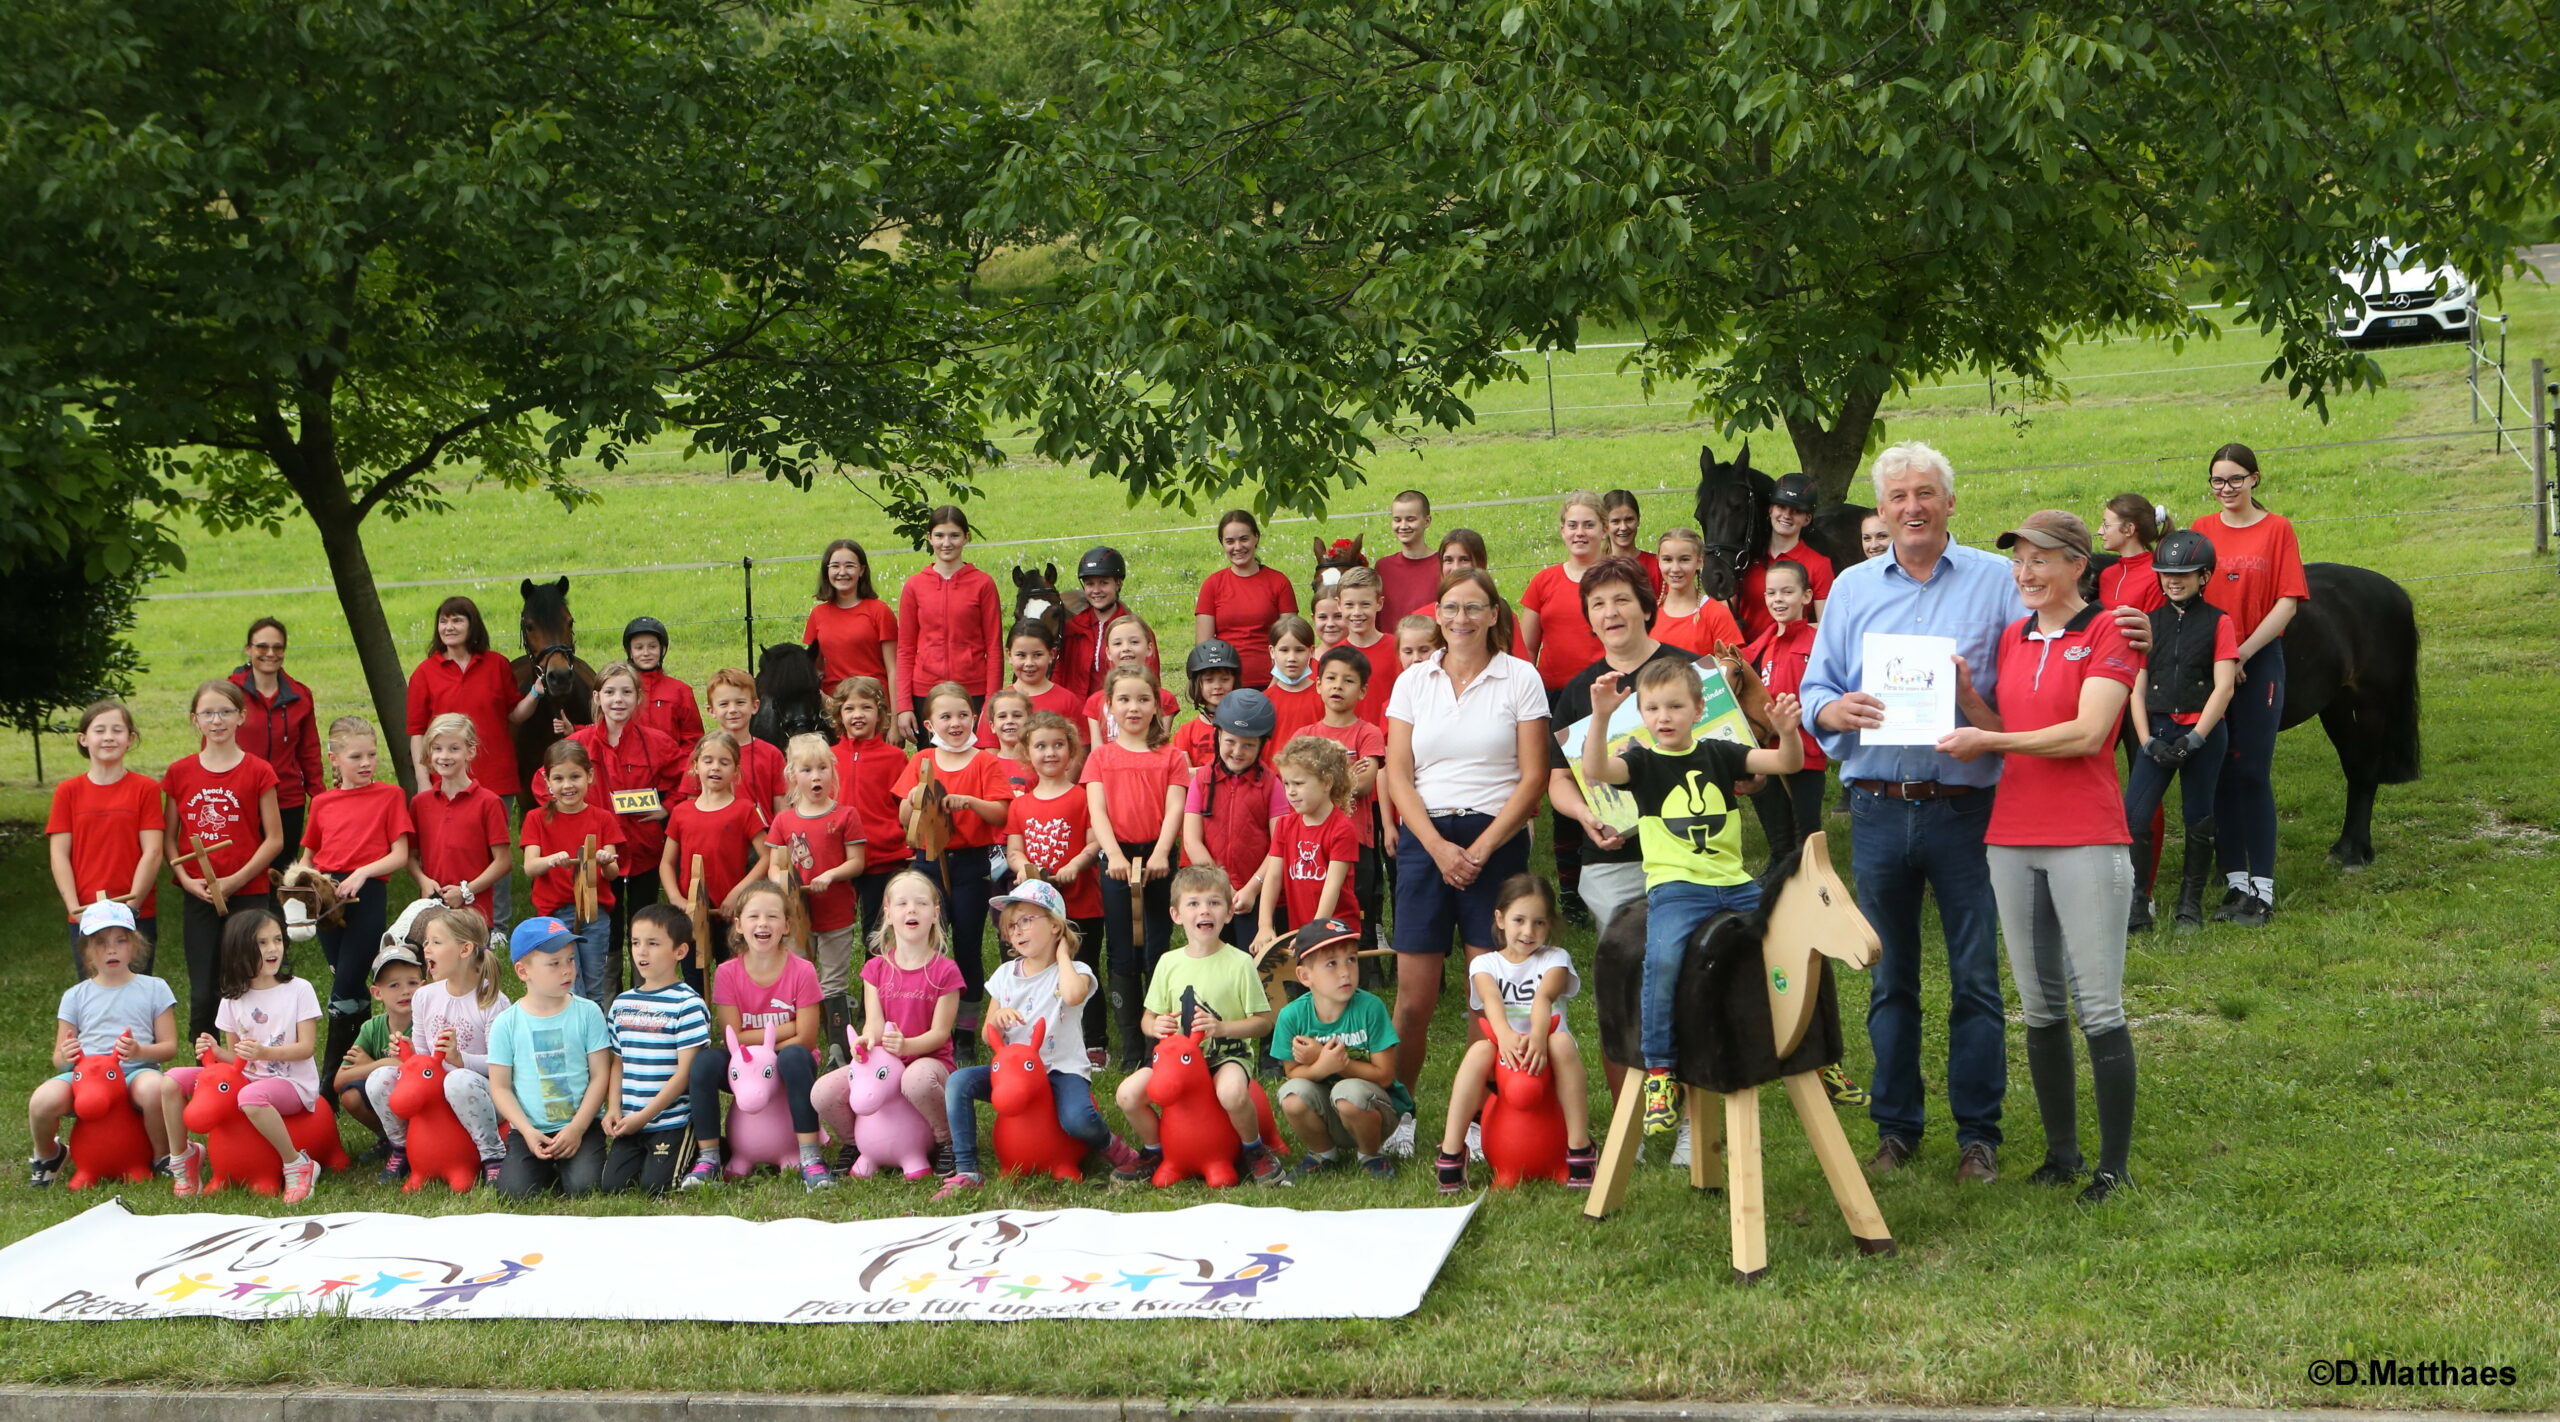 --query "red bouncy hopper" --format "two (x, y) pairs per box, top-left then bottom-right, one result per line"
(387, 1037), (480, 1194)
(65, 1052), (154, 1191)
(182, 1049), (352, 1196)
(1478, 1016), (1568, 1188)
(1142, 992), (1282, 1189)
(985, 1020), (1086, 1182)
